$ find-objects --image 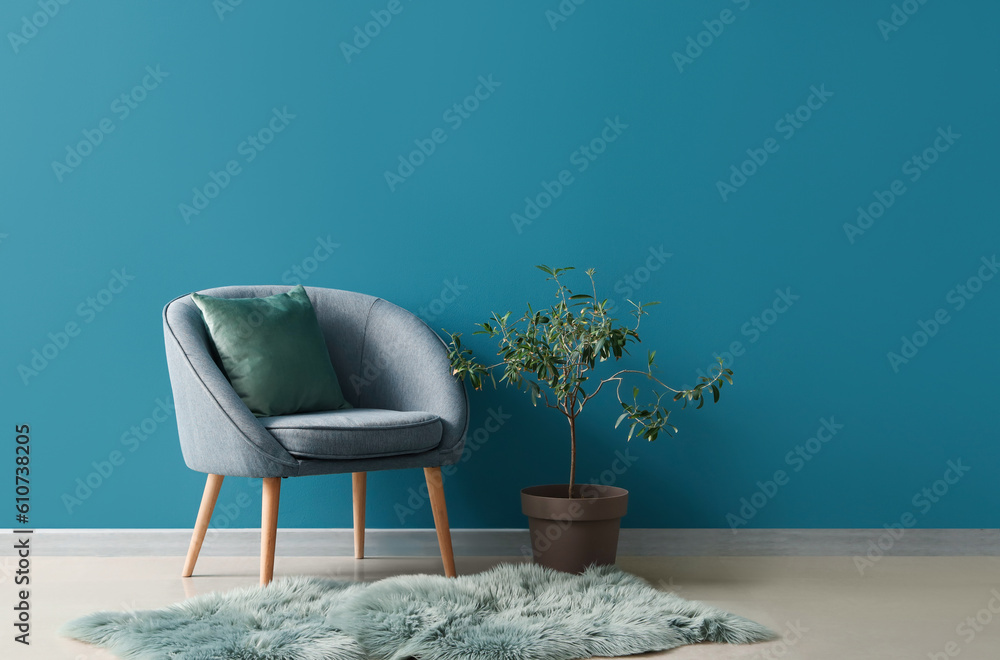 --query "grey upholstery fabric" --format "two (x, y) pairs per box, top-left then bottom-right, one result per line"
(357, 299), (467, 458)
(163, 286), (469, 478)
(261, 409), (442, 460)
